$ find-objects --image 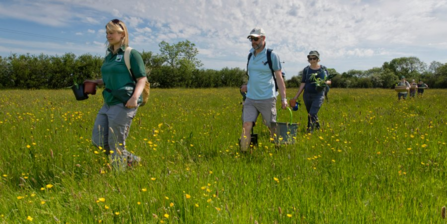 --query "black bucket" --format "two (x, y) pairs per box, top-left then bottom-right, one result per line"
(72, 84), (88, 101)
(238, 130), (258, 148)
(250, 131), (258, 147)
